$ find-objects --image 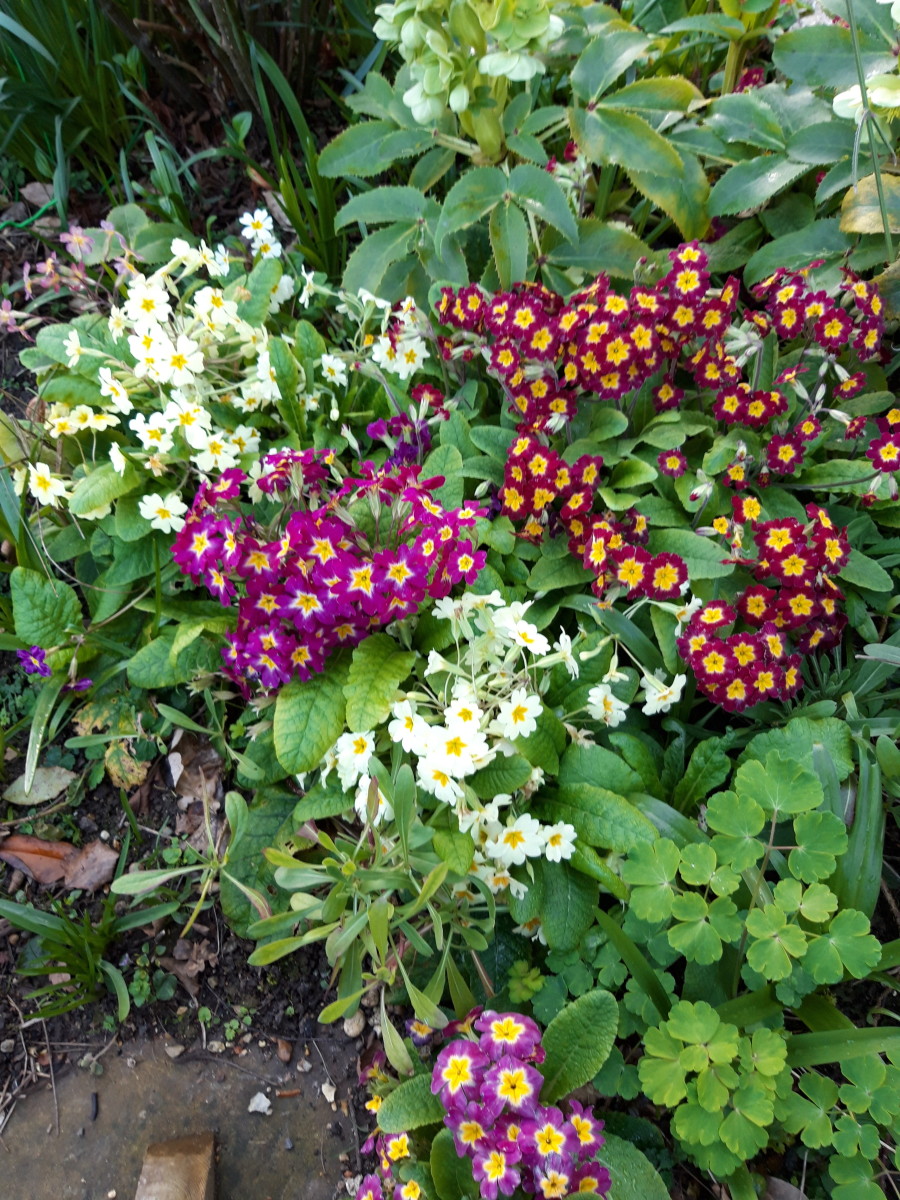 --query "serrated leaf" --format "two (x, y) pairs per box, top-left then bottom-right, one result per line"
(603, 76), (703, 112)
(573, 105), (683, 178)
(318, 121), (434, 178)
(535, 858), (597, 952)
(541, 987), (618, 1101)
(433, 167), (507, 259)
(342, 221), (419, 298)
(489, 201), (528, 291)
(273, 658), (349, 773)
(432, 828), (474, 876)
(545, 784), (656, 854)
(708, 155), (810, 218)
(571, 27), (650, 101)
(772, 24), (896, 91)
(468, 754), (533, 799)
(625, 149), (710, 240)
(344, 634), (415, 733)
(508, 164), (577, 243)
(672, 739), (731, 811)
(335, 186), (432, 230)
